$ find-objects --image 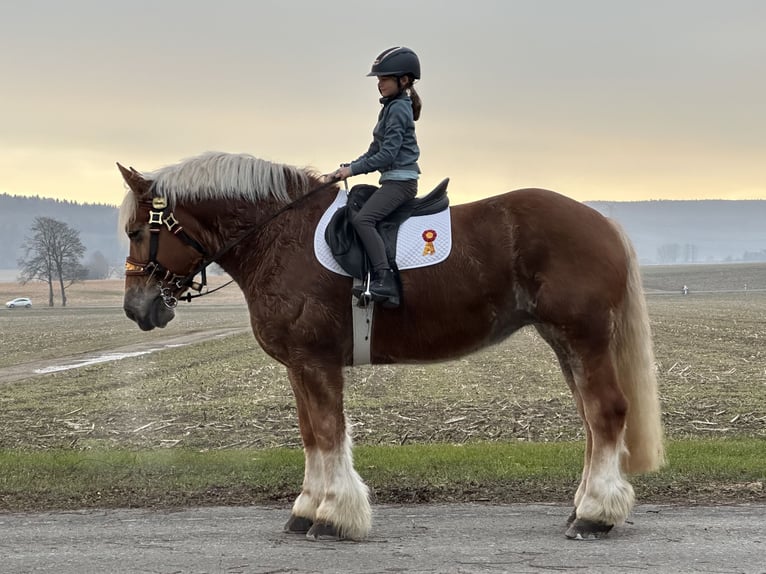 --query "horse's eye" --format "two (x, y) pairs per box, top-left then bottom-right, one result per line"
(127, 229), (141, 241)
